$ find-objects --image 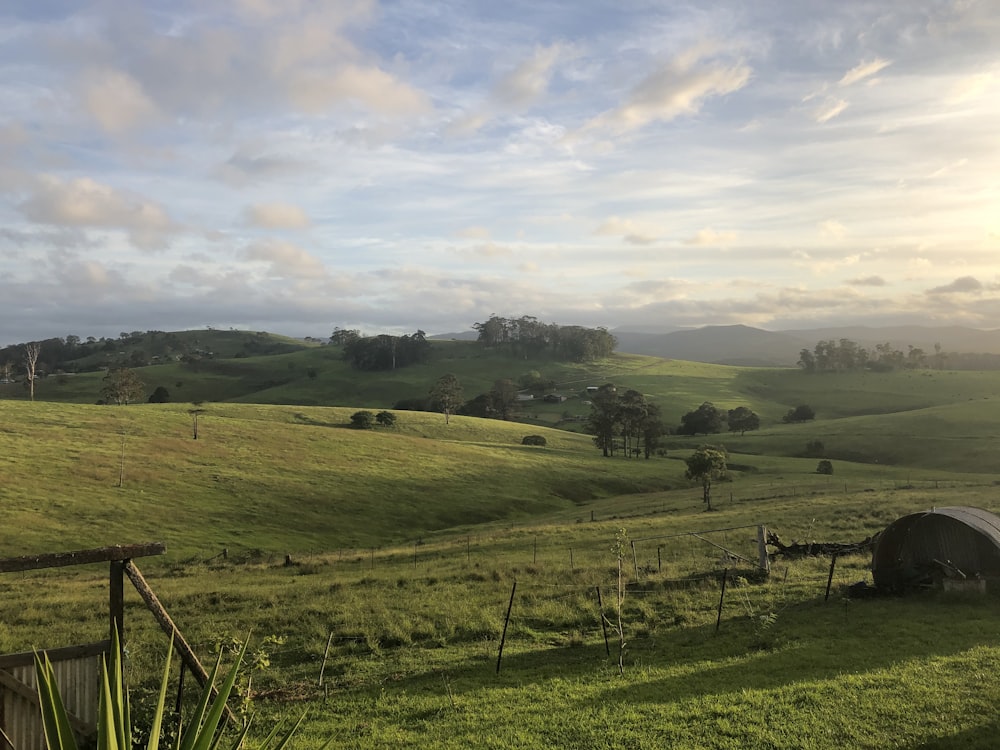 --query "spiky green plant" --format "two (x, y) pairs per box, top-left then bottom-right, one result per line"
(31, 629), (319, 750)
